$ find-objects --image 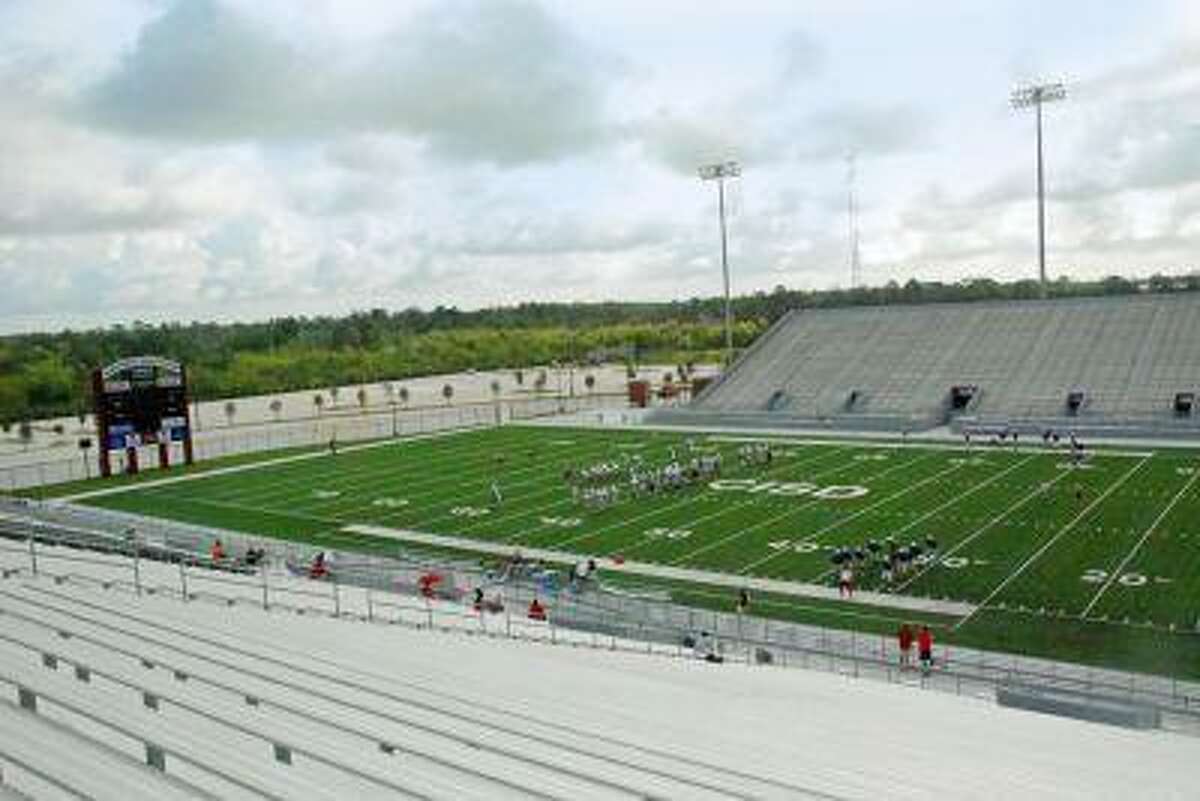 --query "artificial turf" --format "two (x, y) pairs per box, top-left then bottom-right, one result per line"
(53, 423), (1200, 678)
